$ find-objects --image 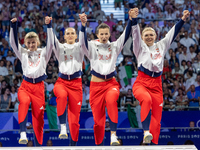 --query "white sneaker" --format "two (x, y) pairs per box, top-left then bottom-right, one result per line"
(59, 124), (68, 139)
(19, 132), (28, 144)
(110, 133), (120, 146)
(143, 131), (153, 143)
